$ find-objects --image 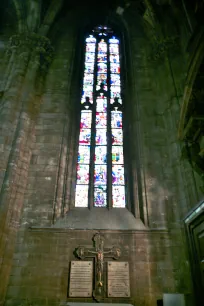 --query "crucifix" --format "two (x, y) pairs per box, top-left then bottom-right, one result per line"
(75, 233), (121, 301)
